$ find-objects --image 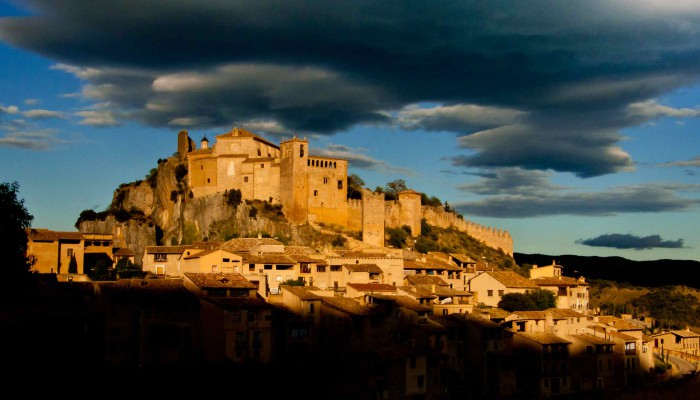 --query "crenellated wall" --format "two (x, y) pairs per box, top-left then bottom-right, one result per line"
(347, 198), (363, 231)
(421, 206), (513, 255)
(361, 189), (385, 248)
